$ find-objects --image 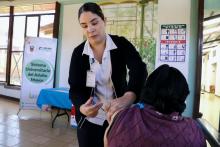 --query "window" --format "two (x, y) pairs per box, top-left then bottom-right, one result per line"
(0, 7), (9, 82)
(0, 3), (60, 86)
(101, 1), (158, 73)
(198, 0), (220, 135)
